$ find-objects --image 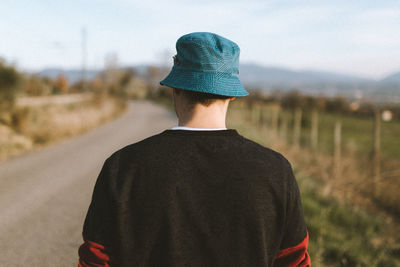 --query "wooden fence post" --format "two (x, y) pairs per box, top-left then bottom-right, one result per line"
(373, 109), (381, 196)
(271, 106), (279, 139)
(259, 107), (264, 127)
(311, 108), (319, 151)
(252, 106), (259, 126)
(280, 117), (288, 144)
(333, 121), (342, 179)
(293, 107), (302, 149)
